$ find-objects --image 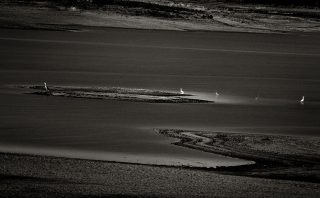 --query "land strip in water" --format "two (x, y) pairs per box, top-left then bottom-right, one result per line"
(19, 85), (213, 103)
(156, 128), (320, 183)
